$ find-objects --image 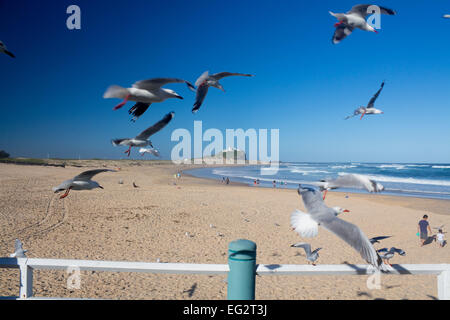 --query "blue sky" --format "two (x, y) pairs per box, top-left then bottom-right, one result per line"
(0, 0), (449, 163)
